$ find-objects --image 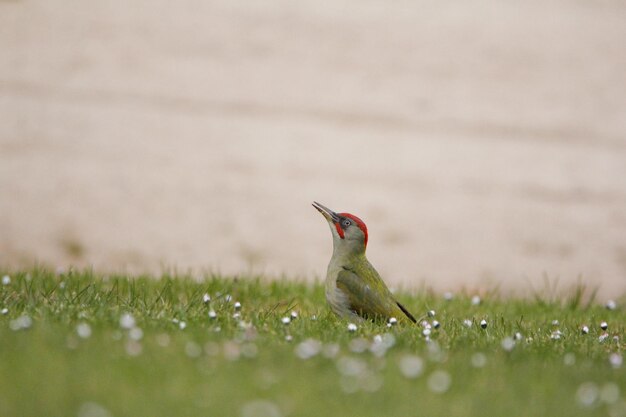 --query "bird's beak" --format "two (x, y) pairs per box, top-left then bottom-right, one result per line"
(312, 201), (340, 223)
